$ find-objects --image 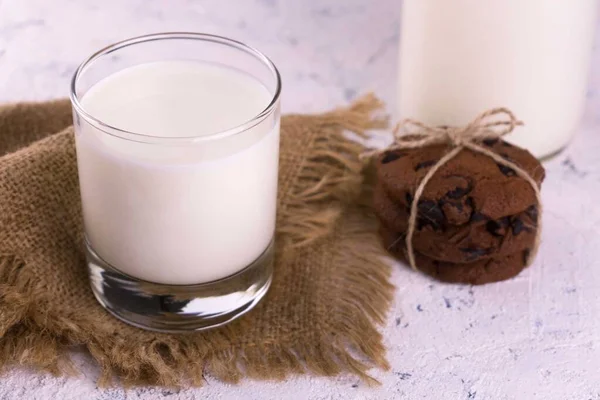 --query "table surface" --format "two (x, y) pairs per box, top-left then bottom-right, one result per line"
(1, 1), (600, 399)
